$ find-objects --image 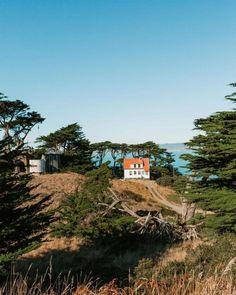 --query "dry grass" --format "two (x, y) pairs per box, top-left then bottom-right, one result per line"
(20, 174), (188, 282)
(29, 173), (85, 210)
(22, 174), (182, 264)
(29, 174), (178, 214)
(112, 180), (152, 200)
(1, 271), (235, 295)
(19, 173), (86, 260)
(155, 183), (176, 197)
(9, 174), (234, 294)
(20, 236), (84, 259)
(157, 239), (204, 267)
(112, 179), (162, 211)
